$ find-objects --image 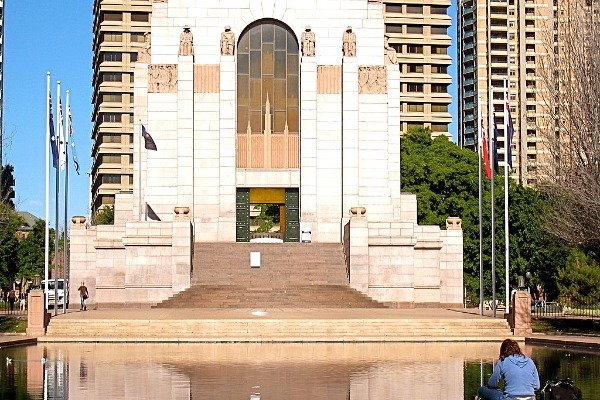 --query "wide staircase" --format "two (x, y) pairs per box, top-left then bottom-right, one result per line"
(153, 242), (387, 309)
